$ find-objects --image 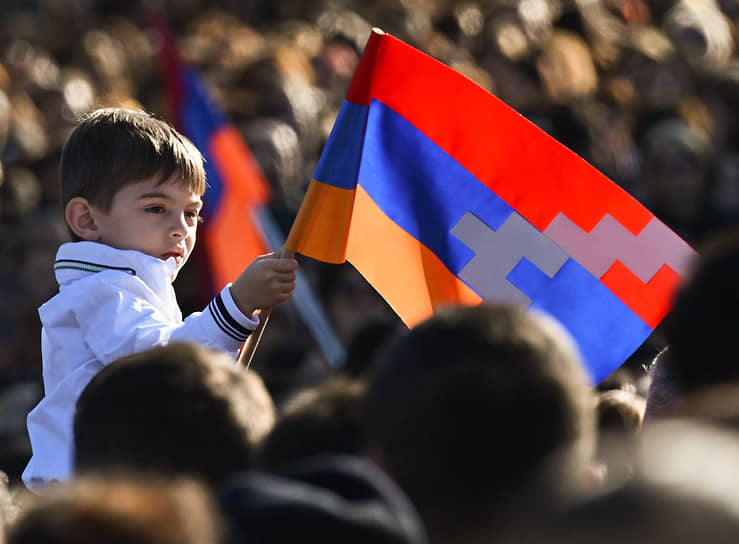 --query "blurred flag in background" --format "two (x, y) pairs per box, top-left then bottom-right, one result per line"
(157, 16), (270, 292)
(154, 15), (346, 367)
